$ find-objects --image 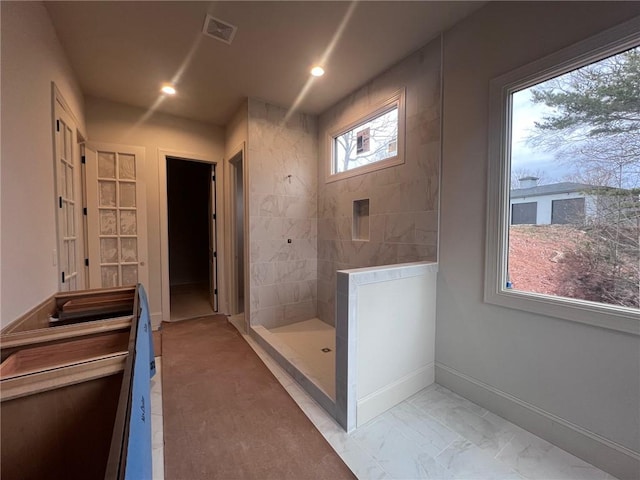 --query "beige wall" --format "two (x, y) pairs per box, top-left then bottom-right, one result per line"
(317, 38), (441, 325)
(438, 2), (640, 477)
(0, 1), (86, 326)
(247, 98), (318, 329)
(222, 101), (248, 316)
(225, 100), (248, 159)
(85, 96), (224, 323)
